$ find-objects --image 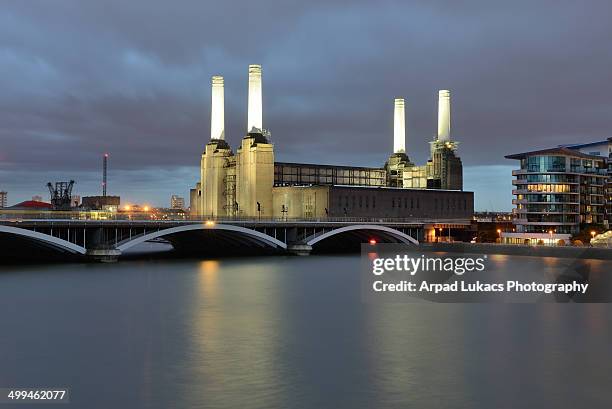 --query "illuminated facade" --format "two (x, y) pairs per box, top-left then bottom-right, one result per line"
(192, 65), (470, 221)
(385, 90), (463, 191)
(503, 145), (609, 245)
